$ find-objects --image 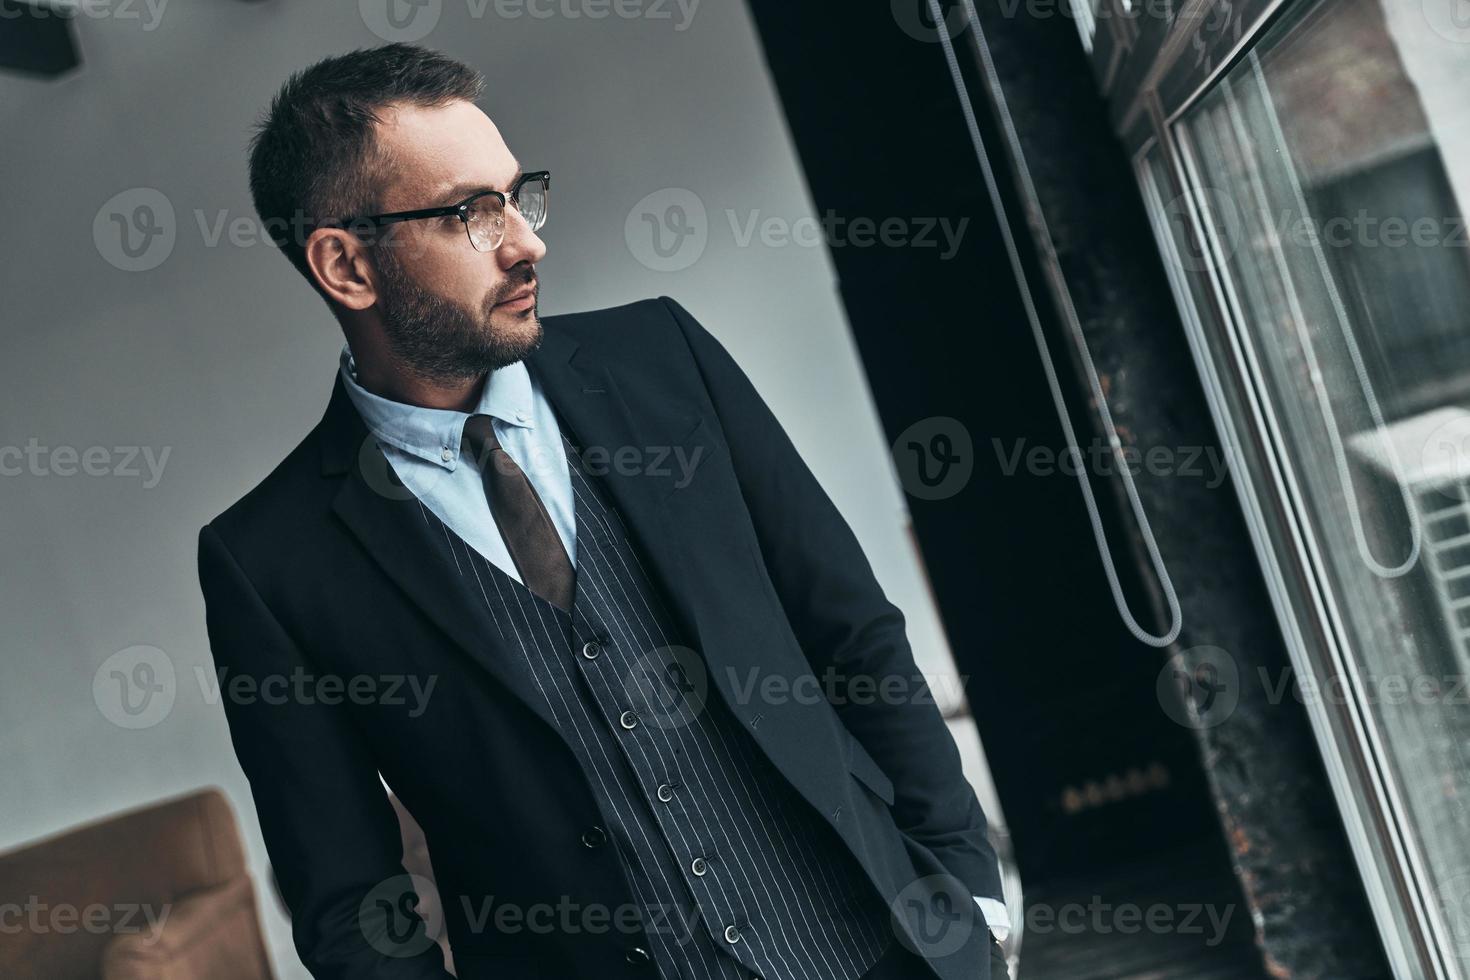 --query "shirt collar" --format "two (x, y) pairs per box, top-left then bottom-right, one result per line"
(338, 344), (536, 471)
